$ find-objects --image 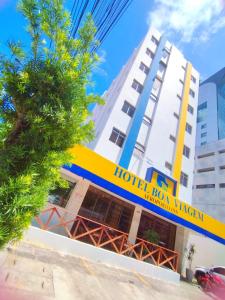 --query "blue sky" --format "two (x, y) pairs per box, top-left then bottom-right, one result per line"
(1, 0), (225, 96)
